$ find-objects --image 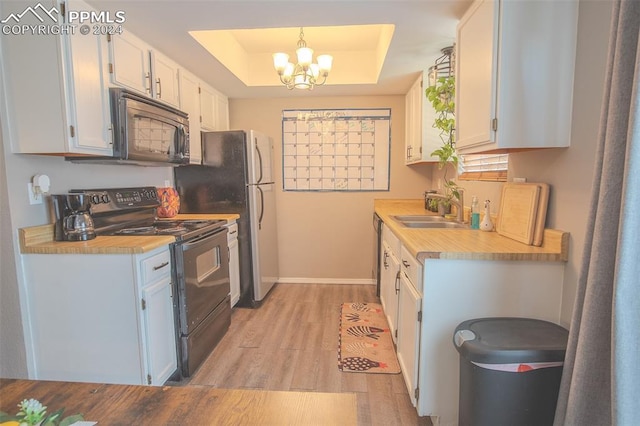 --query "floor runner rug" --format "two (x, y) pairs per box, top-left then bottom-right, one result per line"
(338, 302), (401, 374)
